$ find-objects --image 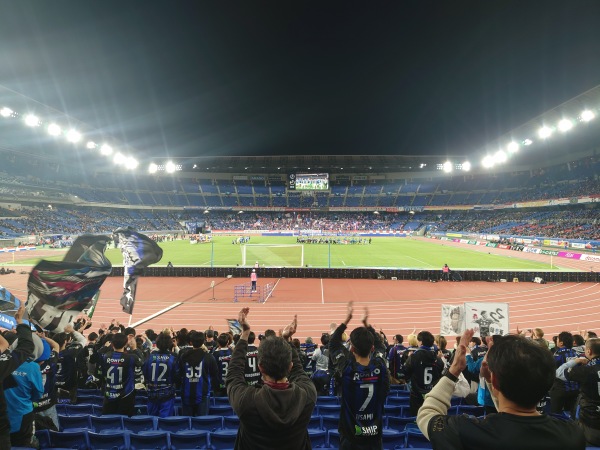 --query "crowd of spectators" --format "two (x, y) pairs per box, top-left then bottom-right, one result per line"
(1, 304), (598, 449)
